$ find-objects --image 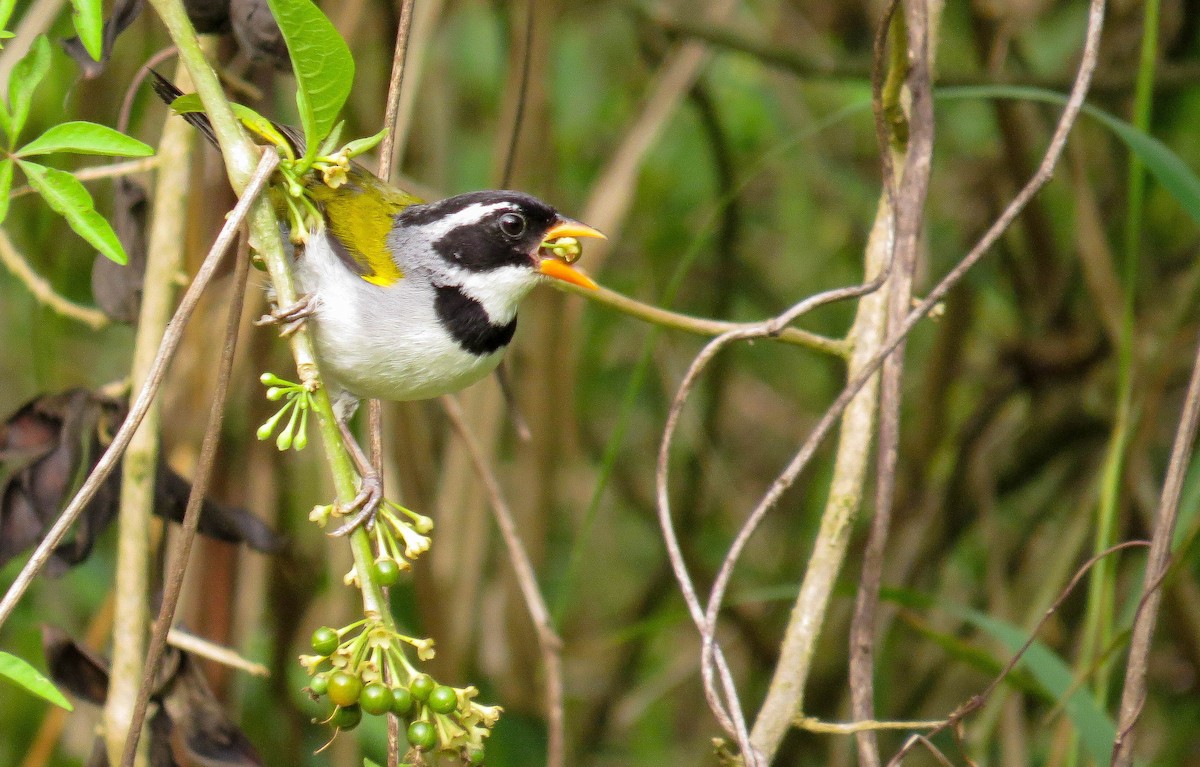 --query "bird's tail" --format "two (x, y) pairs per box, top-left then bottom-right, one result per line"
(148, 70), (221, 148)
(148, 70), (305, 155)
